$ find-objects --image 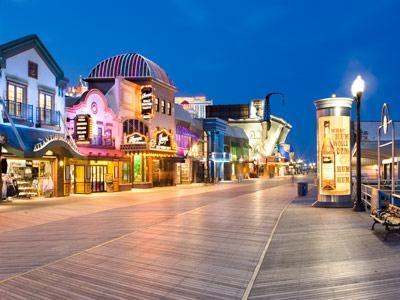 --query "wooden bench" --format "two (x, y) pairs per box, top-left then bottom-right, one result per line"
(371, 204), (400, 240)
